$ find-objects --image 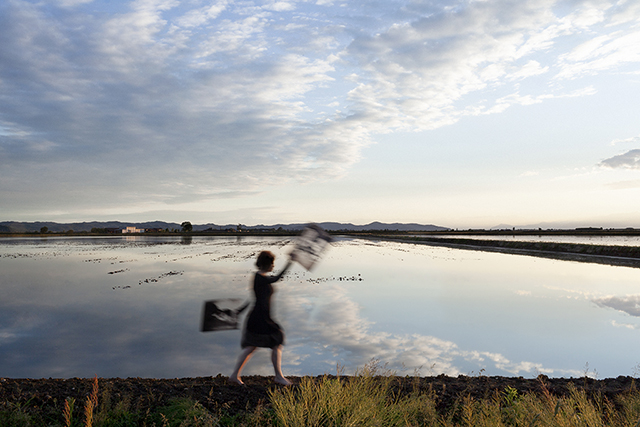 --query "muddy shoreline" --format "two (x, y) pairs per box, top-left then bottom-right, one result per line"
(1, 375), (637, 416)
